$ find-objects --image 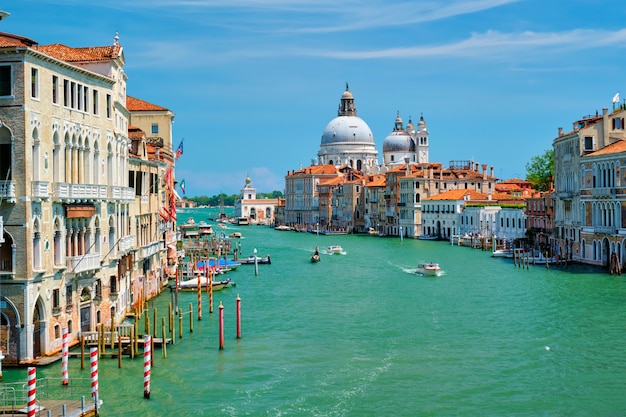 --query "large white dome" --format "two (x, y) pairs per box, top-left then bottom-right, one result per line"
(321, 116), (374, 145)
